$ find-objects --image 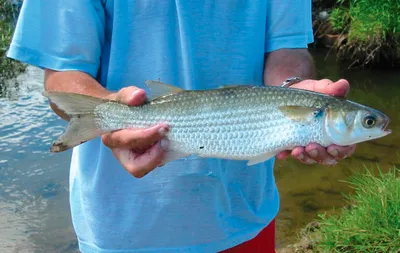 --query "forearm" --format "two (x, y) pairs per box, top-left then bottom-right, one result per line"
(44, 69), (111, 120)
(263, 48), (316, 86)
